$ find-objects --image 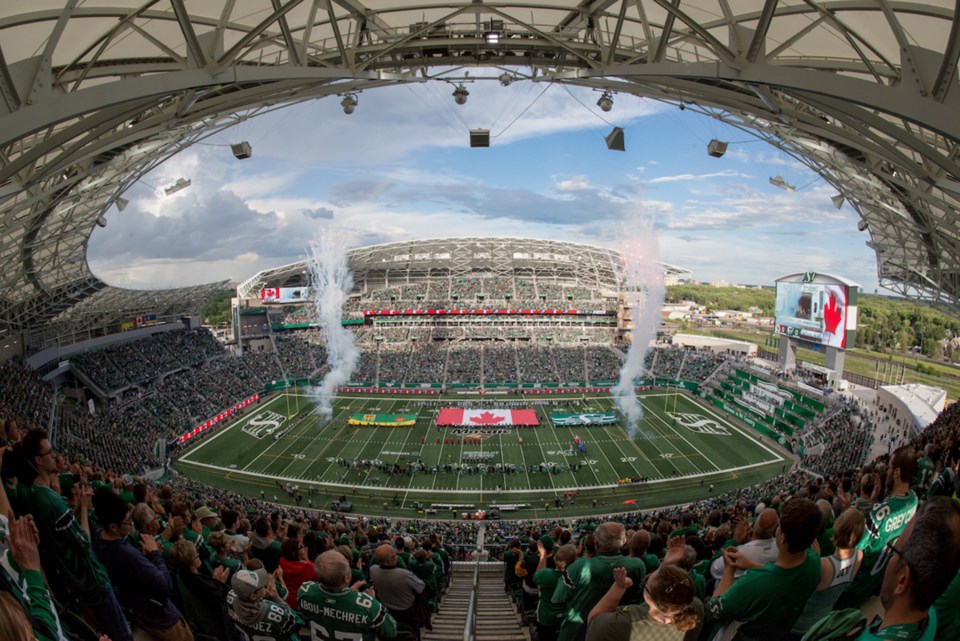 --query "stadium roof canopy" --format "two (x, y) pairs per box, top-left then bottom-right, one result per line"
(2, 1), (960, 342)
(236, 237), (693, 298)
